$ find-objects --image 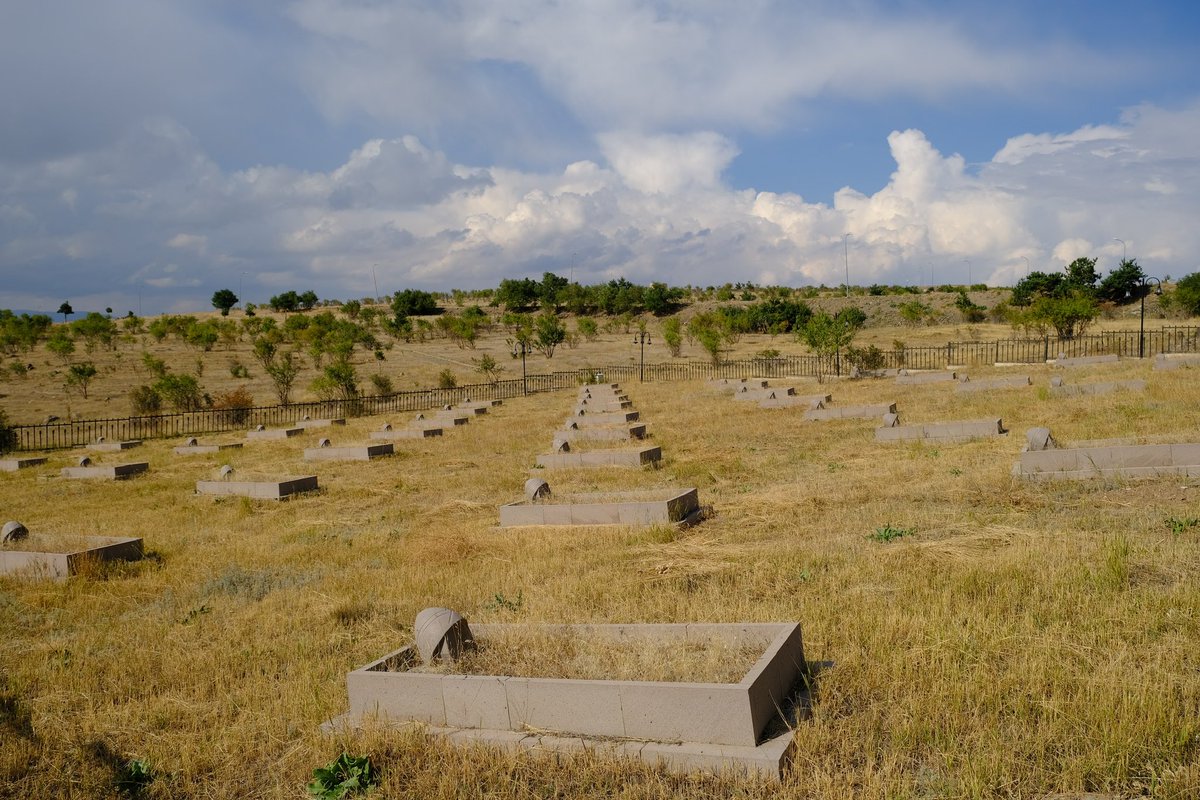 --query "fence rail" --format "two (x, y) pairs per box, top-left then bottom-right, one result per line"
(10, 325), (1199, 451)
